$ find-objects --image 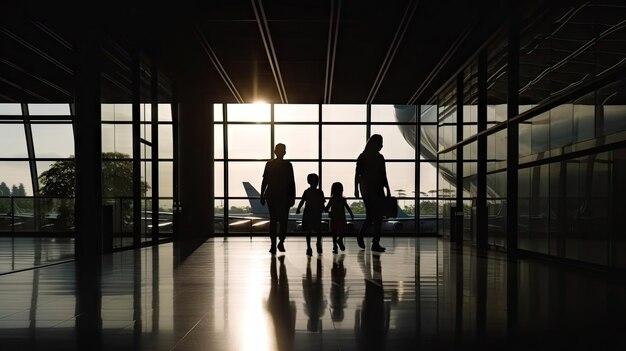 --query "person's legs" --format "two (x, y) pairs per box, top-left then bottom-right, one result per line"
(277, 204), (289, 250)
(365, 195), (385, 252)
(306, 232), (312, 256)
(316, 229), (323, 254)
(337, 223), (346, 251)
(331, 226), (338, 254)
(268, 201), (278, 253)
